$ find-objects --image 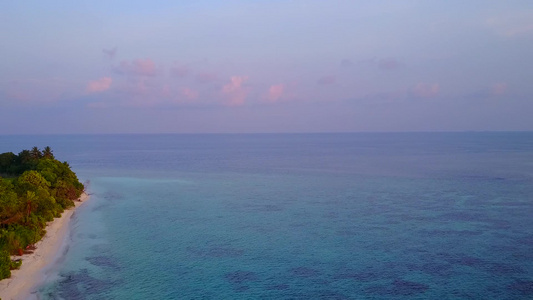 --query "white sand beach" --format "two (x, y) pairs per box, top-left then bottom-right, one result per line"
(0, 193), (90, 300)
